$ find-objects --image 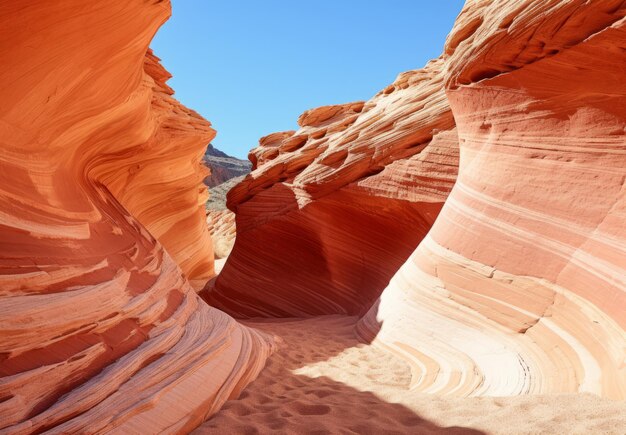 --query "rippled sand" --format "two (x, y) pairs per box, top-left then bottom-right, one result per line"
(195, 315), (626, 434)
